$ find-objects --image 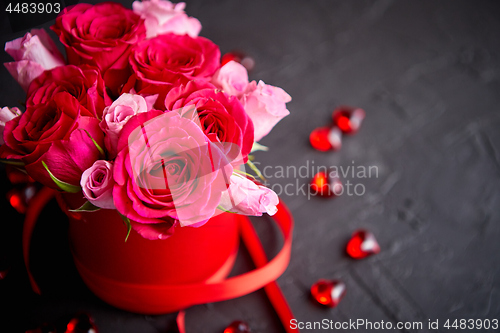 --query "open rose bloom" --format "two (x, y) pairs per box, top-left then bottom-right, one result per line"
(1, 0), (291, 241)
